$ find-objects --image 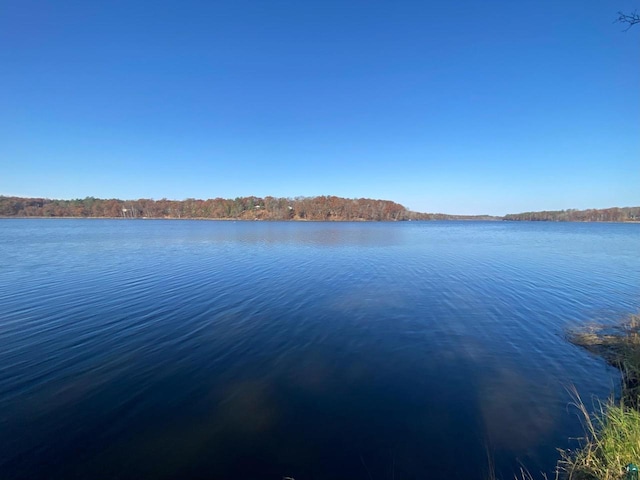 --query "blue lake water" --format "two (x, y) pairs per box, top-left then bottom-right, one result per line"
(1, 219), (639, 480)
